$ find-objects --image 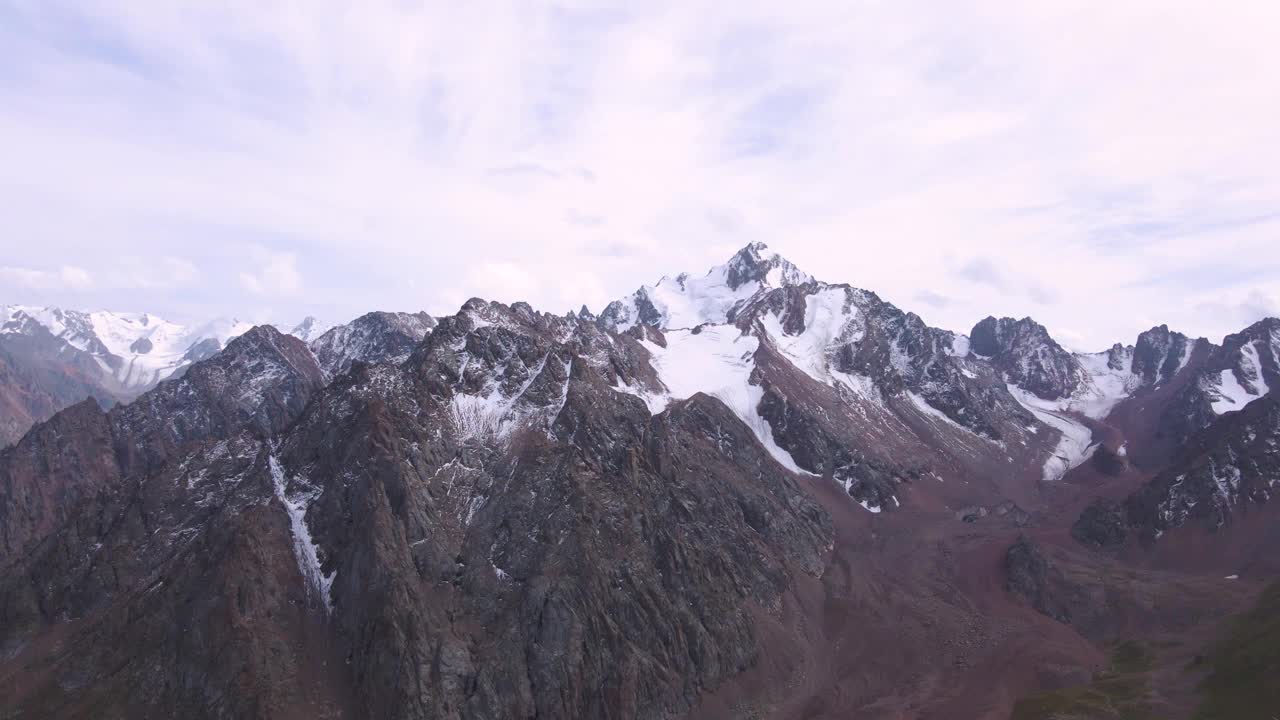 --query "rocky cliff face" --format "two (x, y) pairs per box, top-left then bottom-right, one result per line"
(0, 325), (323, 564)
(0, 306), (264, 446)
(1132, 324), (1197, 385)
(0, 325), (110, 448)
(310, 310), (437, 377)
(1124, 395), (1280, 539)
(970, 316), (1089, 401)
(1153, 318), (1276, 448)
(1, 296), (832, 719)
